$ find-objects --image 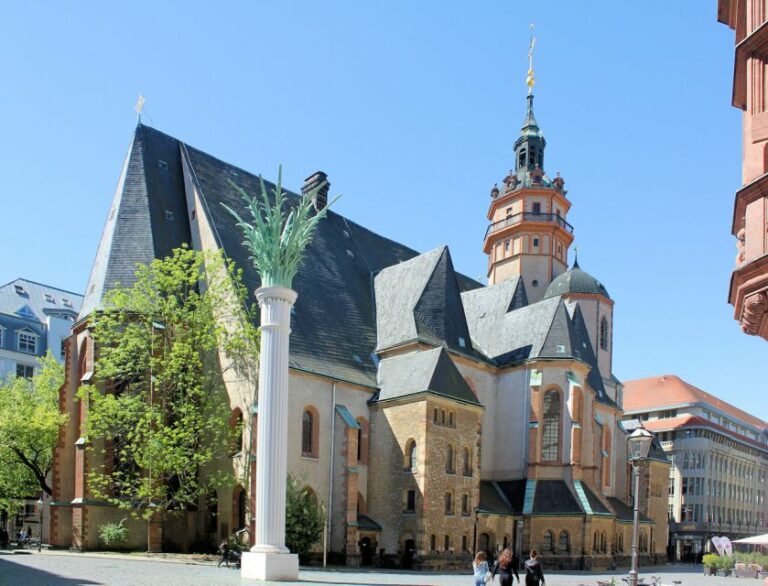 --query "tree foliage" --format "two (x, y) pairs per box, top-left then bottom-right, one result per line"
(79, 246), (258, 519)
(285, 475), (324, 560)
(0, 353), (66, 506)
(223, 166), (339, 288)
